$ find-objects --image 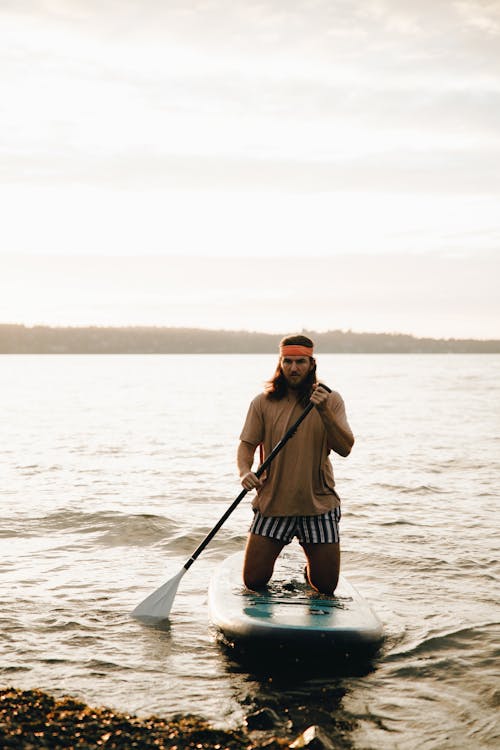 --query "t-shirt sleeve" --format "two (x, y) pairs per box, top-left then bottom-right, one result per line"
(239, 397), (264, 446)
(329, 391), (354, 441)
